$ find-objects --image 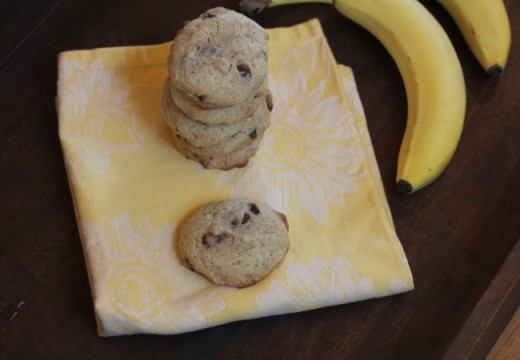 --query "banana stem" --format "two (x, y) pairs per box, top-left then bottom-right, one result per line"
(240, 0), (334, 15)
